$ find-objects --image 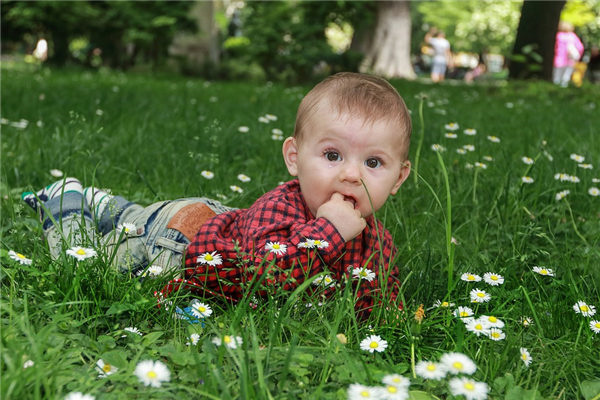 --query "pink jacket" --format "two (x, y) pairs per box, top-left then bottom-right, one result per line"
(554, 31), (584, 68)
